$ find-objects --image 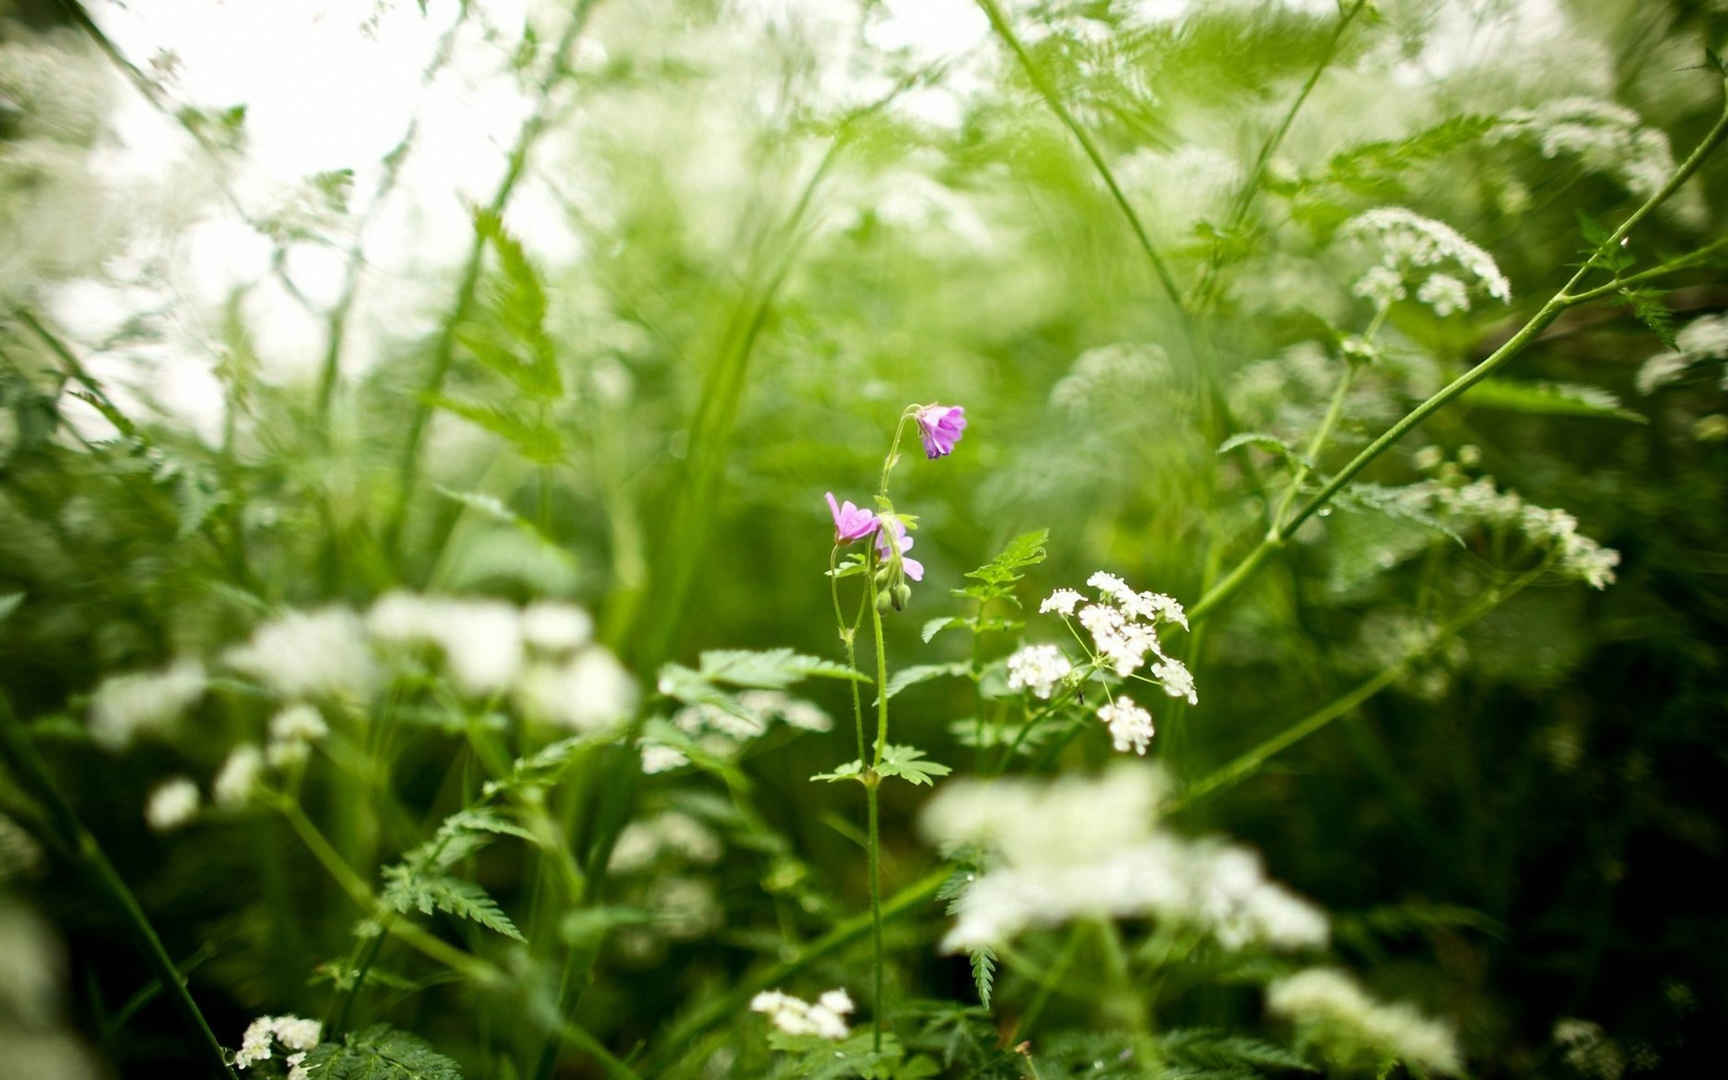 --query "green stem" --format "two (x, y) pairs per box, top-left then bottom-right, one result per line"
(0, 696), (238, 1080)
(1189, 78), (1728, 624)
(1564, 233), (1728, 304)
(974, 0), (1186, 318)
(1017, 923), (1083, 1038)
(864, 546), (892, 1050)
(1192, 0), (1368, 311)
(1272, 362), (1356, 532)
(1169, 563), (1548, 812)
